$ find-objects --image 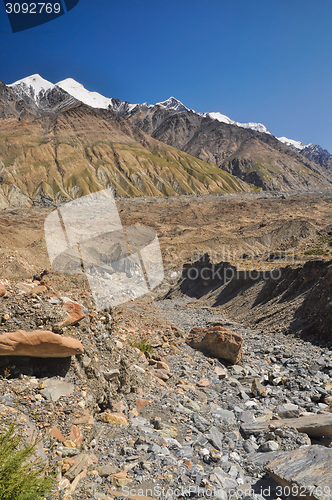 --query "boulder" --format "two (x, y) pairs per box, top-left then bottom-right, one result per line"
(186, 326), (243, 364)
(0, 284), (5, 297)
(0, 330), (84, 357)
(265, 445), (332, 500)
